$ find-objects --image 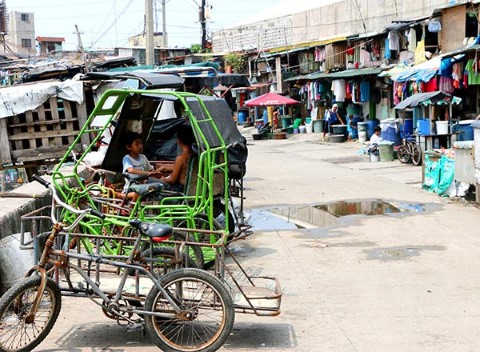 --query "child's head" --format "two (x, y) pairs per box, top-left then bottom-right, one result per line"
(374, 126), (381, 135)
(176, 124), (195, 148)
(124, 131), (143, 154)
